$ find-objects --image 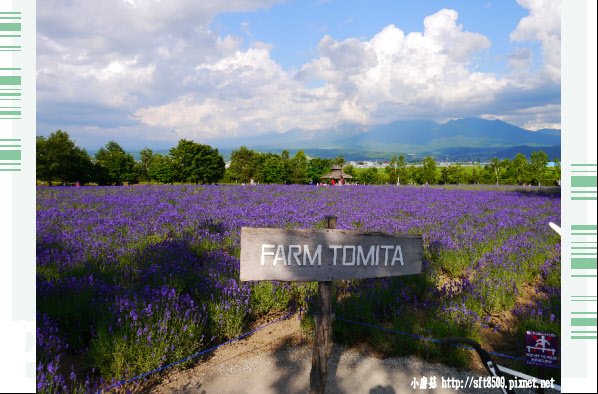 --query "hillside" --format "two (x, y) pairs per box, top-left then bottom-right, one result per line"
(212, 117), (560, 161)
